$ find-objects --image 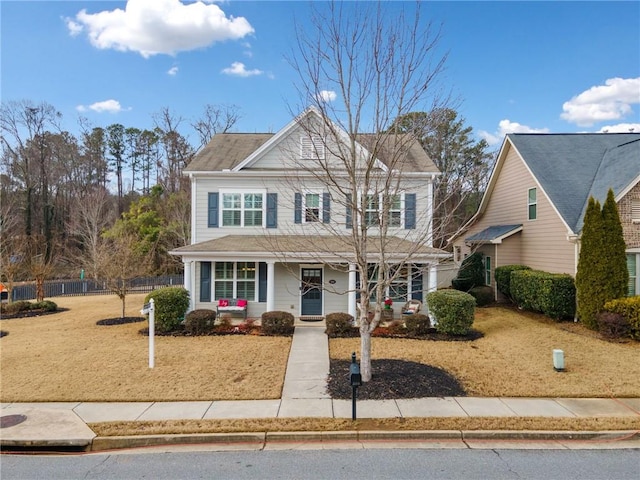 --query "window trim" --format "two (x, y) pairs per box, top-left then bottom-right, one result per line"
(528, 187), (537, 221)
(219, 189), (267, 228)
